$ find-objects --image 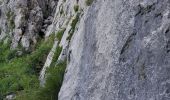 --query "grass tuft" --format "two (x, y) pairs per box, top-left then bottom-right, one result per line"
(56, 28), (66, 42)
(67, 13), (80, 41)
